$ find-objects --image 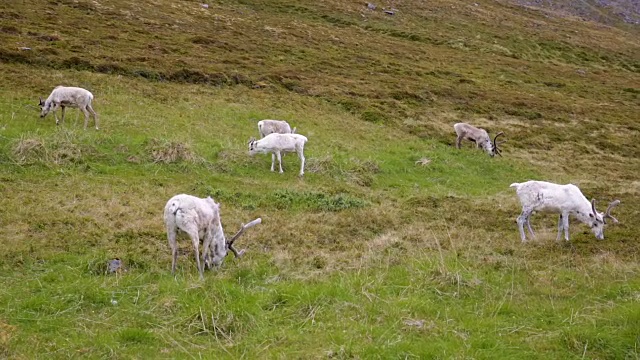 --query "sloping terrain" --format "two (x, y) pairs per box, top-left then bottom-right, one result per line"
(0, 0), (638, 358)
(513, 0), (640, 25)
